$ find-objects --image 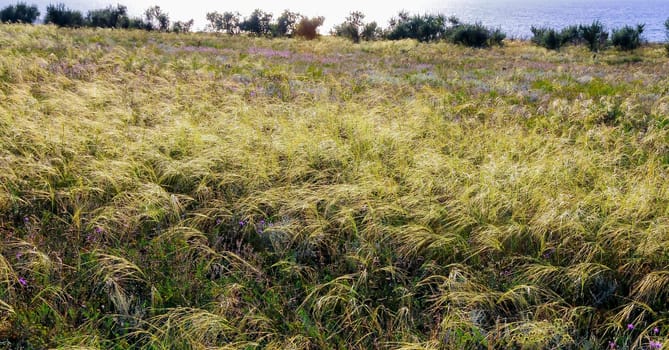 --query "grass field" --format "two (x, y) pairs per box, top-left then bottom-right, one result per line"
(0, 24), (668, 349)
